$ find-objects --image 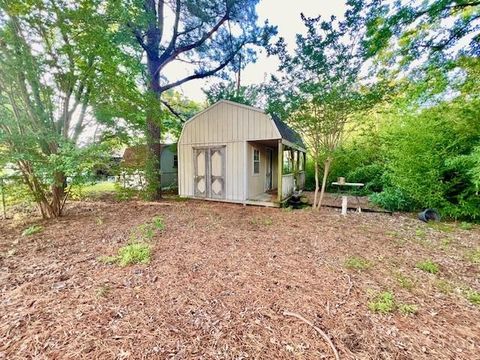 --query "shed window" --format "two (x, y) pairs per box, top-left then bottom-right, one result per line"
(253, 149), (260, 174)
(173, 155), (178, 168)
